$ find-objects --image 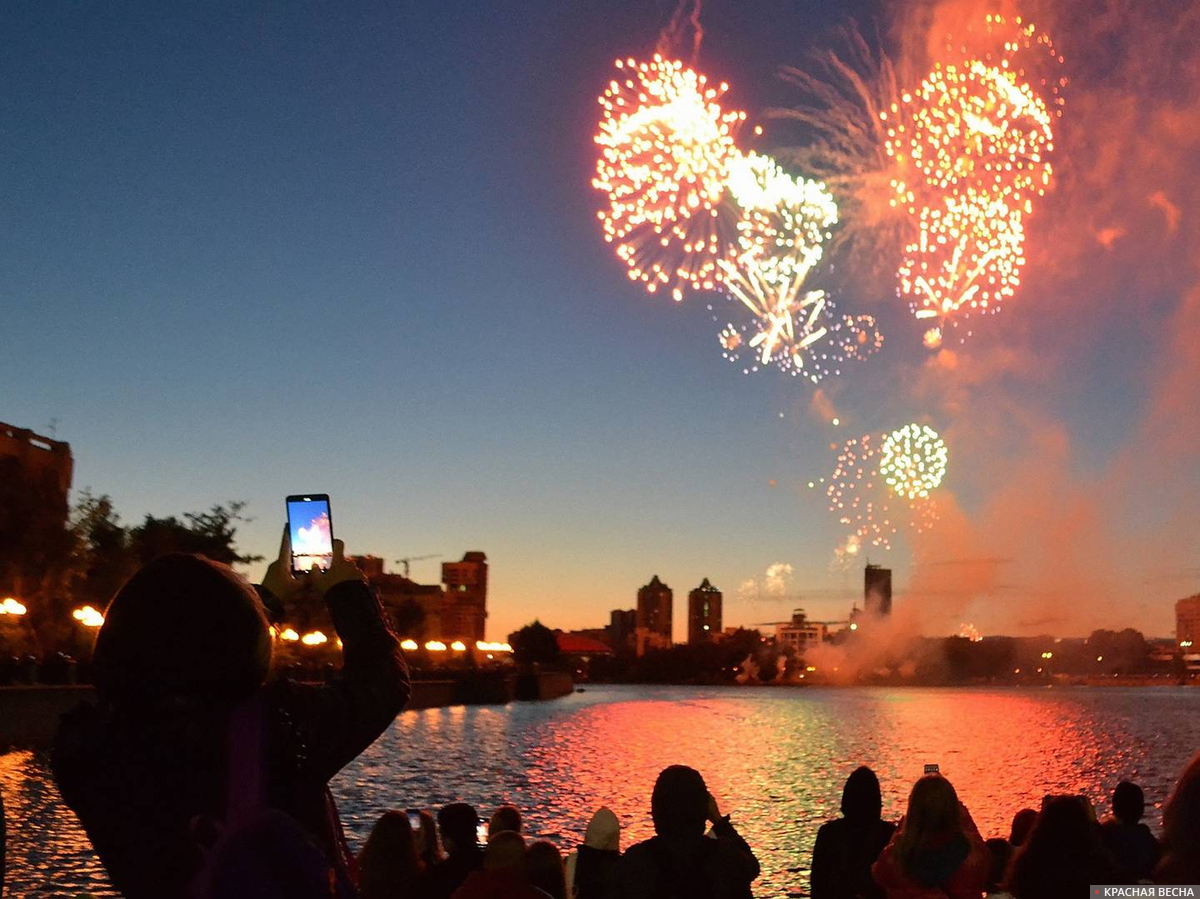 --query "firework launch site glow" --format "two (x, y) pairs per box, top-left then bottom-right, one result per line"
(593, 55), (745, 302)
